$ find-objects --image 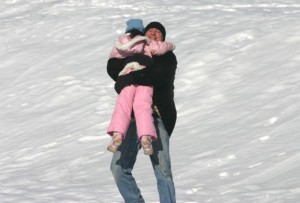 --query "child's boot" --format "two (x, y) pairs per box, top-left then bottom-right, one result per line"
(107, 132), (123, 153)
(141, 135), (153, 155)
